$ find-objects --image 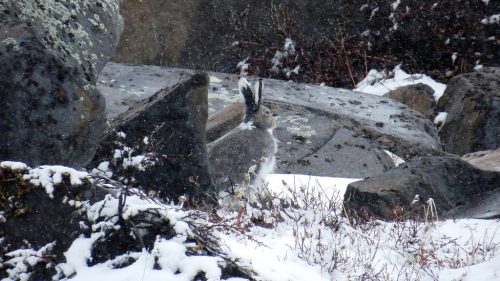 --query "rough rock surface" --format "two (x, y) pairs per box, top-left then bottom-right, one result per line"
(113, 0), (499, 86)
(462, 148), (500, 172)
(437, 68), (500, 155)
(343, 156), (500, 220)
(91, 73), (215, 202)
(0, 0), (123, 167)
(98, 63), (442, 179)
(384, 83), (437, 119)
